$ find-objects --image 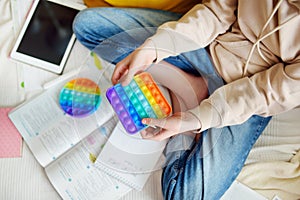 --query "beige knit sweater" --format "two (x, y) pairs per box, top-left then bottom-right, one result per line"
(149, 0), (300, 132)
(239, 107), (300, 199)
